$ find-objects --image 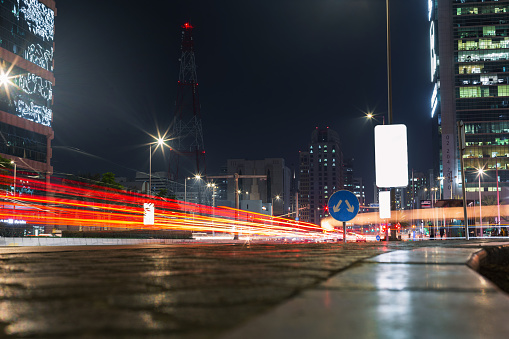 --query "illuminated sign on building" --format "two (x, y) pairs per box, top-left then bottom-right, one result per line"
(14, 0), (55, 42)
(0, 62), (53, 127)
(431, 82), (438, 118)
(430, 21), (437, 83)
(1, 219), (27, 224)
(24, 44), (53, 72)
(428, 0), (433, 22)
